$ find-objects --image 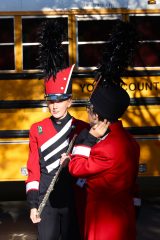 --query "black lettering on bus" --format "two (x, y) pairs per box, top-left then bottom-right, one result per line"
(153, 82), (159, 90)
(145, 82), (152, 90)
(137, 83), (144, 91)
(121, 83), (127, 91)
(87, 84), (94, 92)
(129, 83), (136, 91)
(79, 84), (86, 92)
